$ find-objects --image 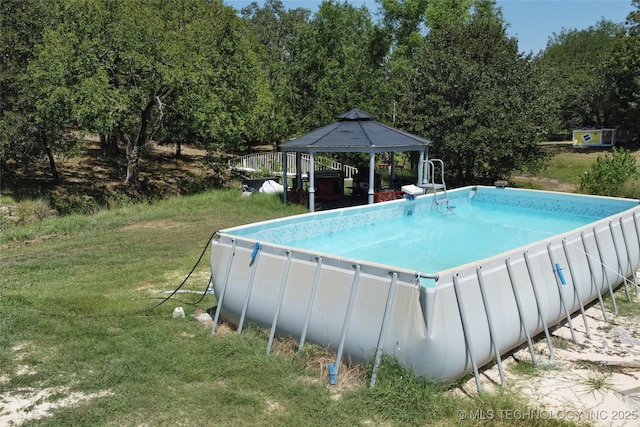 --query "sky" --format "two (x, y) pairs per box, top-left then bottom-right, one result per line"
(224, 0), (634, 54)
